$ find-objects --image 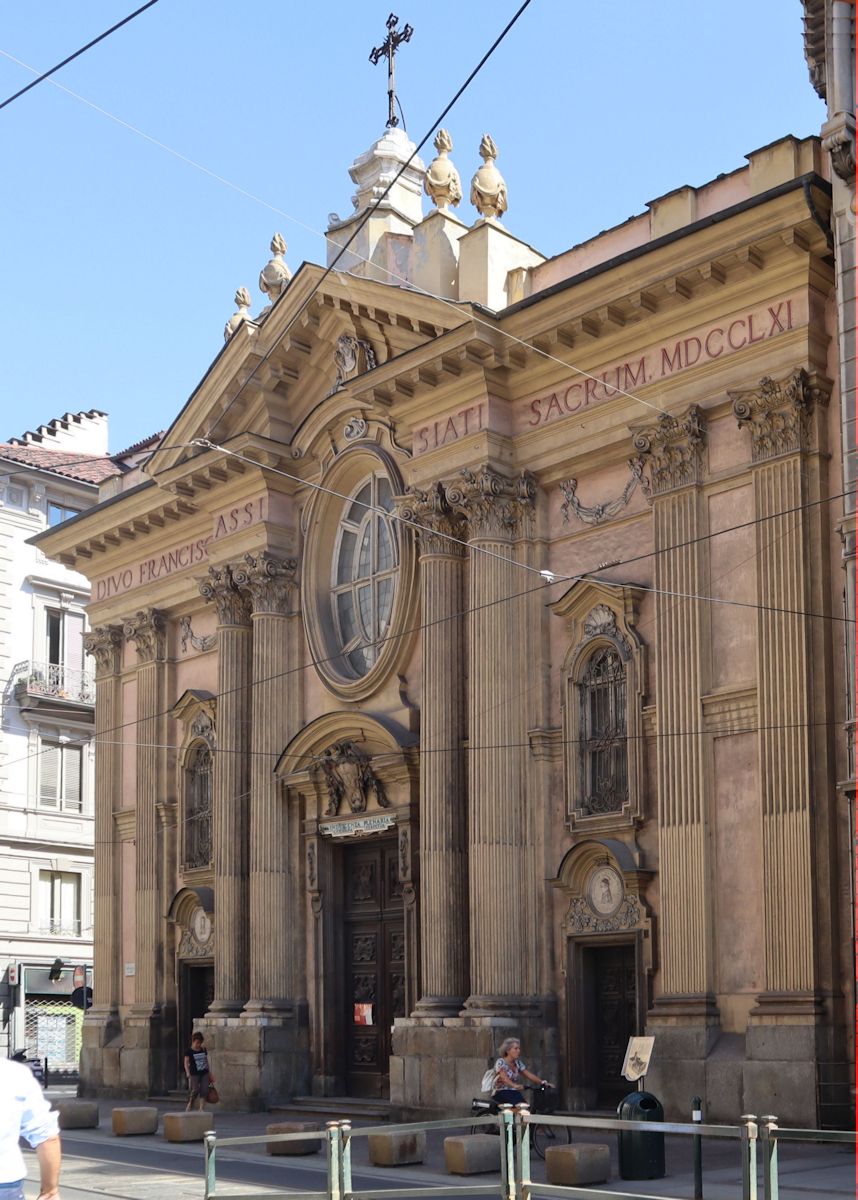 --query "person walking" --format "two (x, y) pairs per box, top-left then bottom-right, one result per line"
(0, 1056), (61, 1200)
(183, 1031), (215, 1111)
